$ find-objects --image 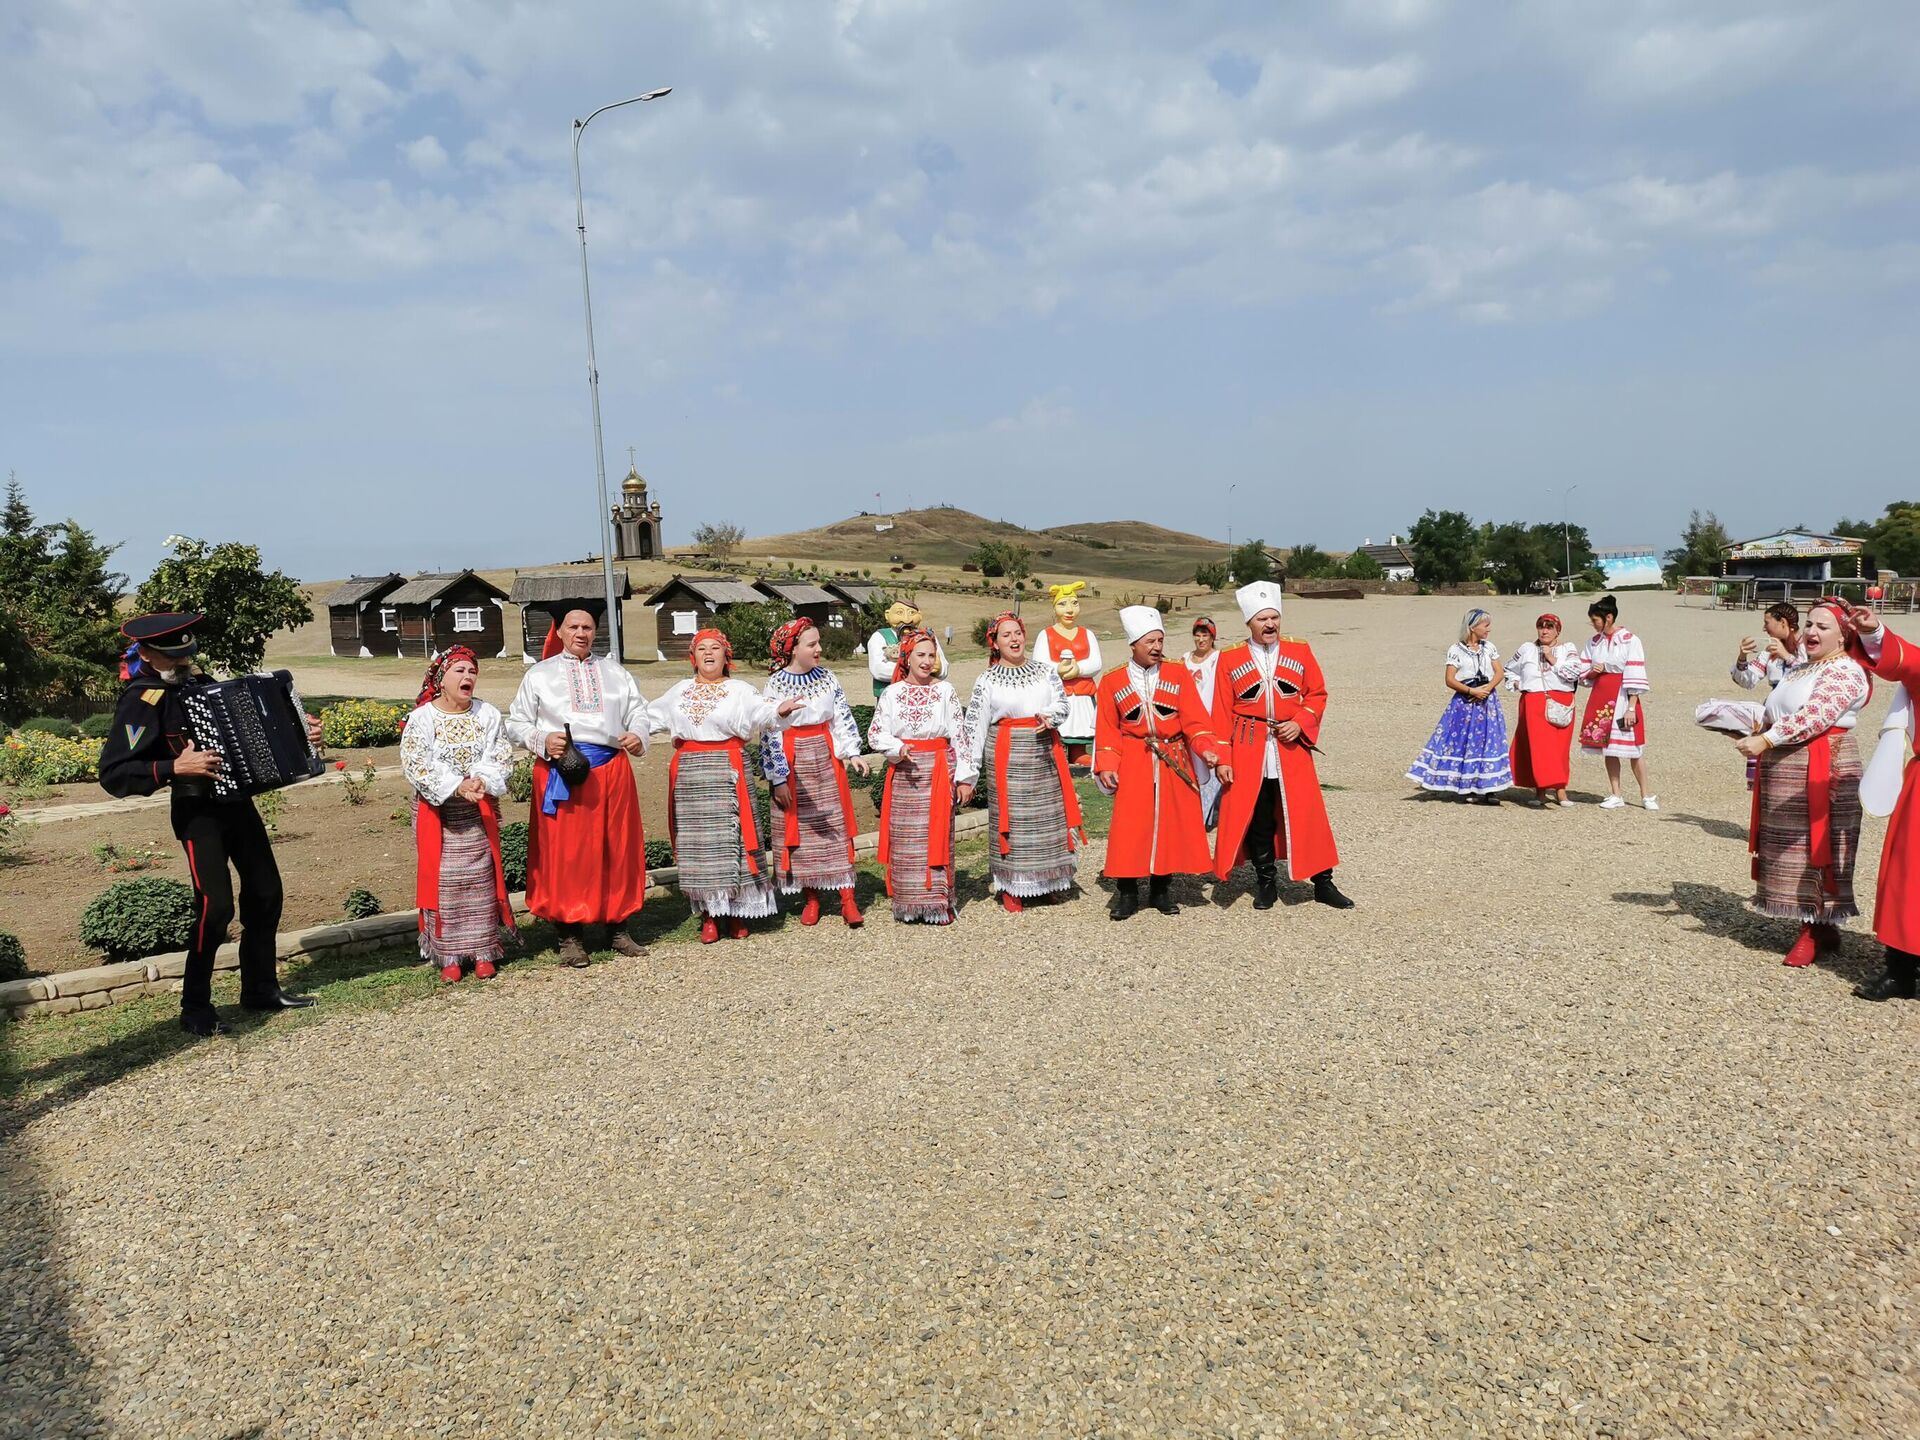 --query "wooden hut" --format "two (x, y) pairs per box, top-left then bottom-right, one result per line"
(754, 579), (848, 637)
(508, 568), (632, 663)
(322, 574), (404, 657)
(826, 581), (885, 612)
(642, 575), (767, 662)
(384, 571), (510, 659)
